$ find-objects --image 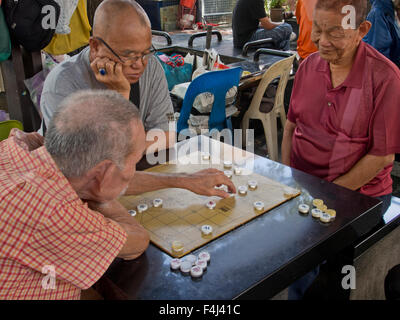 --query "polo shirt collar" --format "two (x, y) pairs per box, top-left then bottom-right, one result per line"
(316, 40), (366, 89)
